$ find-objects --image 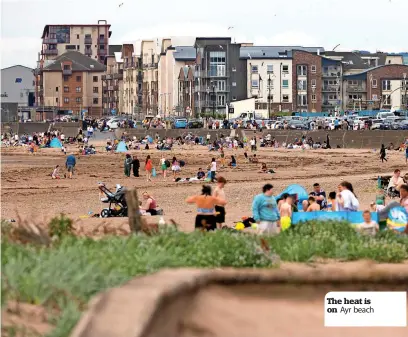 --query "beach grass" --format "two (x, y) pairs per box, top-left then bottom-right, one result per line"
(2, 218), (408, 337)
